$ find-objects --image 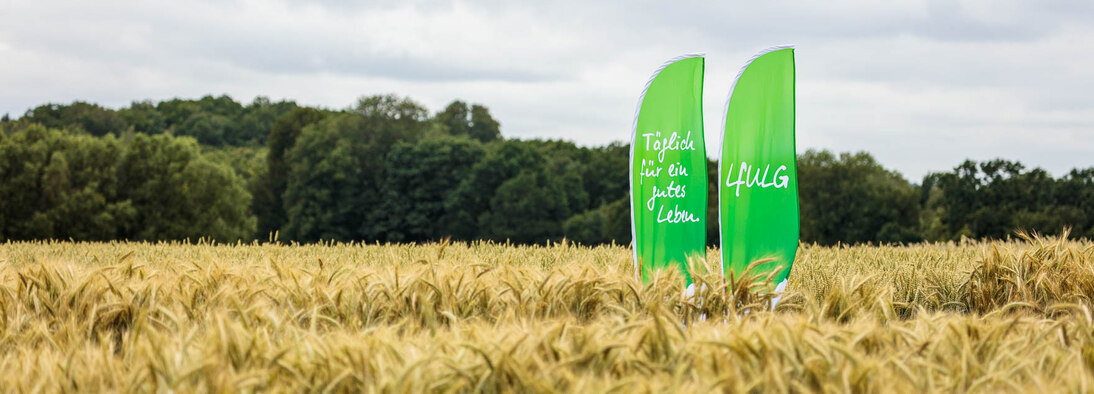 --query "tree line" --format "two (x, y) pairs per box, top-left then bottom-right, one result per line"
(1, 95), (1091, 244)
